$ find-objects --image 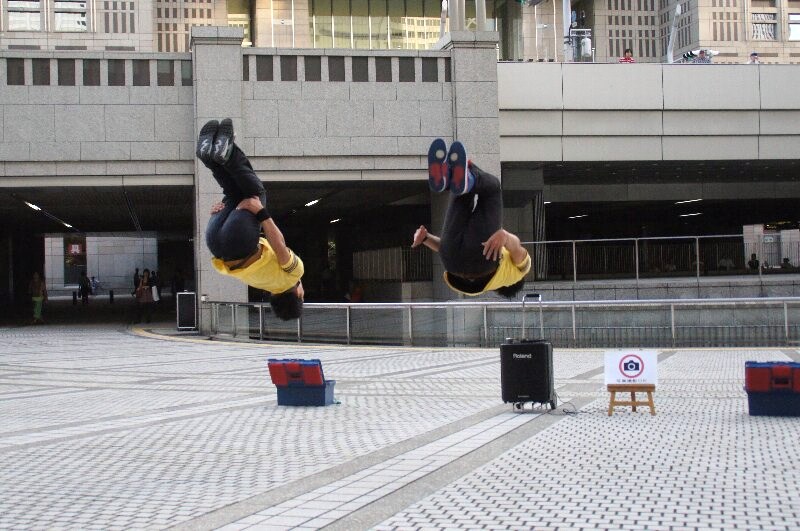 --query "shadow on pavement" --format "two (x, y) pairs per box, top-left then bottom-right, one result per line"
(0, 295), (178, 327)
